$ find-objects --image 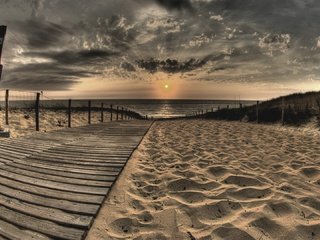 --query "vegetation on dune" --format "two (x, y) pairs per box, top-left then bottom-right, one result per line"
(203, 91), (320, 126)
